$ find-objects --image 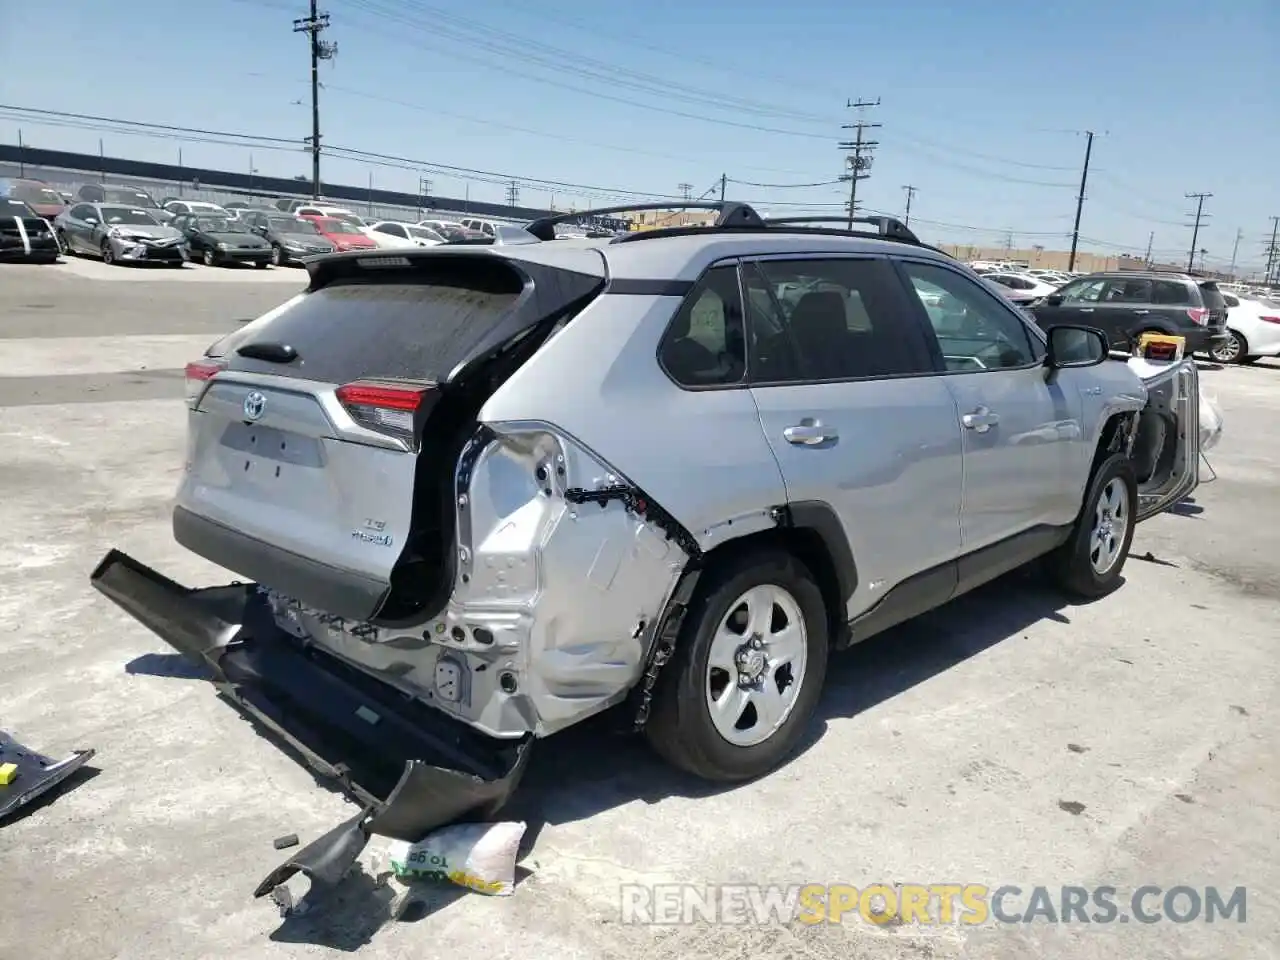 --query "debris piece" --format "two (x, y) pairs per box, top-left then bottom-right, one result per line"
(273, 833), (300, 850)
(387, 821), (527, 897)
(1066, 743), (1089, 754)
(1058, 800), (1086, 816)
(0, 731), (95, 821)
